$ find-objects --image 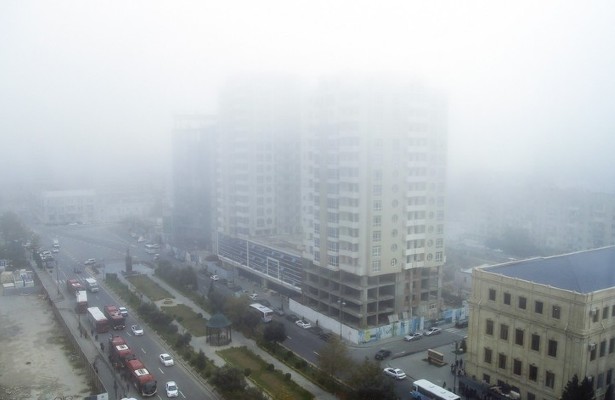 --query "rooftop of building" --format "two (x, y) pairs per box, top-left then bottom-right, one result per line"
(482, 246), (615, 294)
